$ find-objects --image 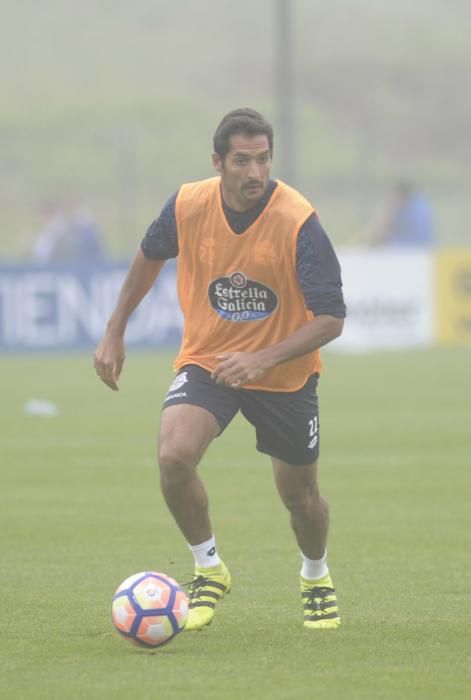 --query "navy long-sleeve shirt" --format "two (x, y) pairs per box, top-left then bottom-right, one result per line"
(141, 180), (346, 318)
